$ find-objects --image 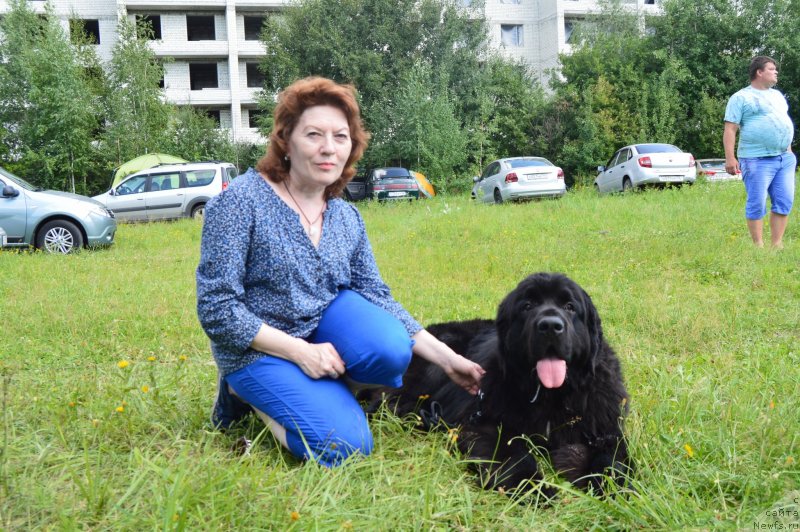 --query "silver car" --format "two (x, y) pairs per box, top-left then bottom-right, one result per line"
(473, 157), (566, 204)
(696, 158), (740, 181)
(0, 166), (117, 253)
(595, 143), (696, 193)
(93, 161), (237, 222)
